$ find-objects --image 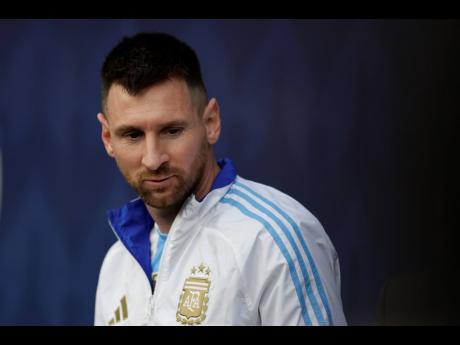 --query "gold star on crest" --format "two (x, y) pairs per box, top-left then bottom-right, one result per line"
(198, 263), (206, 273)
(191, 267), (197, 274)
